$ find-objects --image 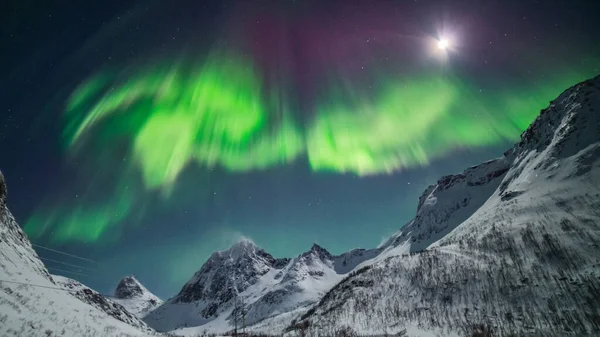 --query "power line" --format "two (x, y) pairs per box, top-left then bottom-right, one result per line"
(40, 257), (98, 272)
(1, 248), (96, 273)
(0, 279), (116, 298)
(31, 243), (98, 264)
(48, 267), (91, 277)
